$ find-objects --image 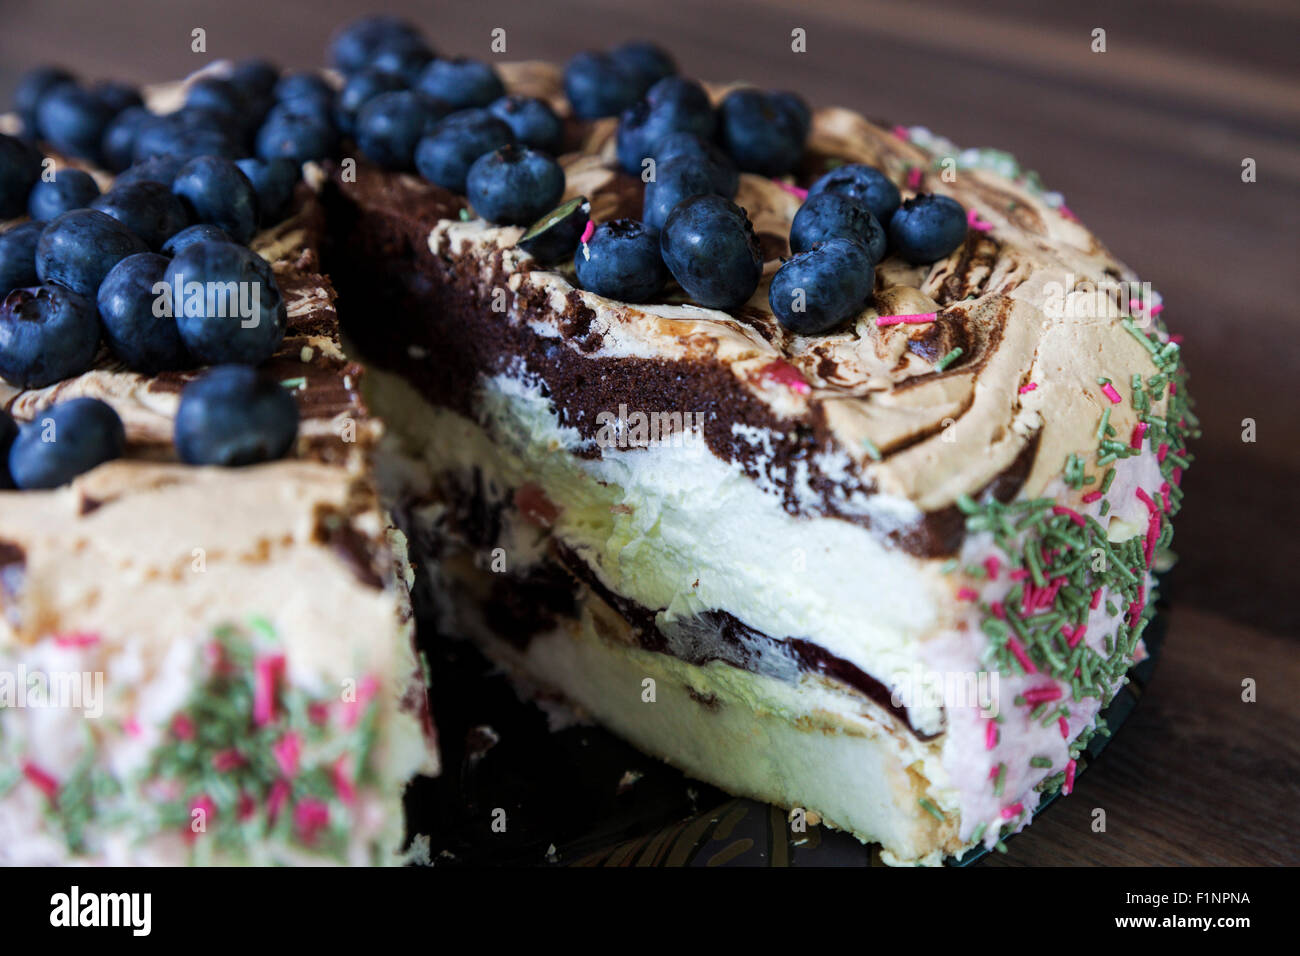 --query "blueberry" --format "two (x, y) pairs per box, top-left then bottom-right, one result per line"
(35, 85), (115, 162)
(575, 219), (667, 303)
(27, 168), (100, 221)
(653, 132), (738, 197)
(660, 194), (763, 310)
(417, 58), (505, 111)
(115, 155), (184, 188)
(91, 81), (144, 116)
(133, 109), (244, 163)
(274, 72), (334, 108)
(0, 222), (45, 295)
(264, 95), (335, 133)
(807, 164), (901, 229)
(14, 66), (76, 137)
(330, 15), (423, 75)
(466, 145), (565, 226)
(229, 59), (280, 100)
(357, 90), (449, 171)
(369, 35), (435, 86)
(172, 156), (260, 244)
(255, 110), (338, 166)
(790, 193), (886, 263)
(99, 106), (153, 173)
(235, 158), (298, 226)
(0, 284), (100, 388)
(161, 223), (232, 257)
(888, 193), (967, 264)
(0, 134), (44, 218)
(488, 95), (563, 154)
(769, 237), (875, 335)
(96, 252), (190, 373)
(92, 181), (191, 251)
(414, 110), (514, 192)
(716, 88), (807, 176)
(0, 410), (16, 488)
(616, 77), (716, 175)
(771, 91), (812, 140)
(516, 196), (590, 265)
(563, 51), (640, 119)
(8, 398), (126, 489)
(175, 365), (298, 466)
(166, 240), (286, 365)
(609, 41), (677, 96)
(36, 209), (147, 296)
(643, 159), (716, 232)
(336, 69), (408, 137)
(185, 77), (250, 118)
